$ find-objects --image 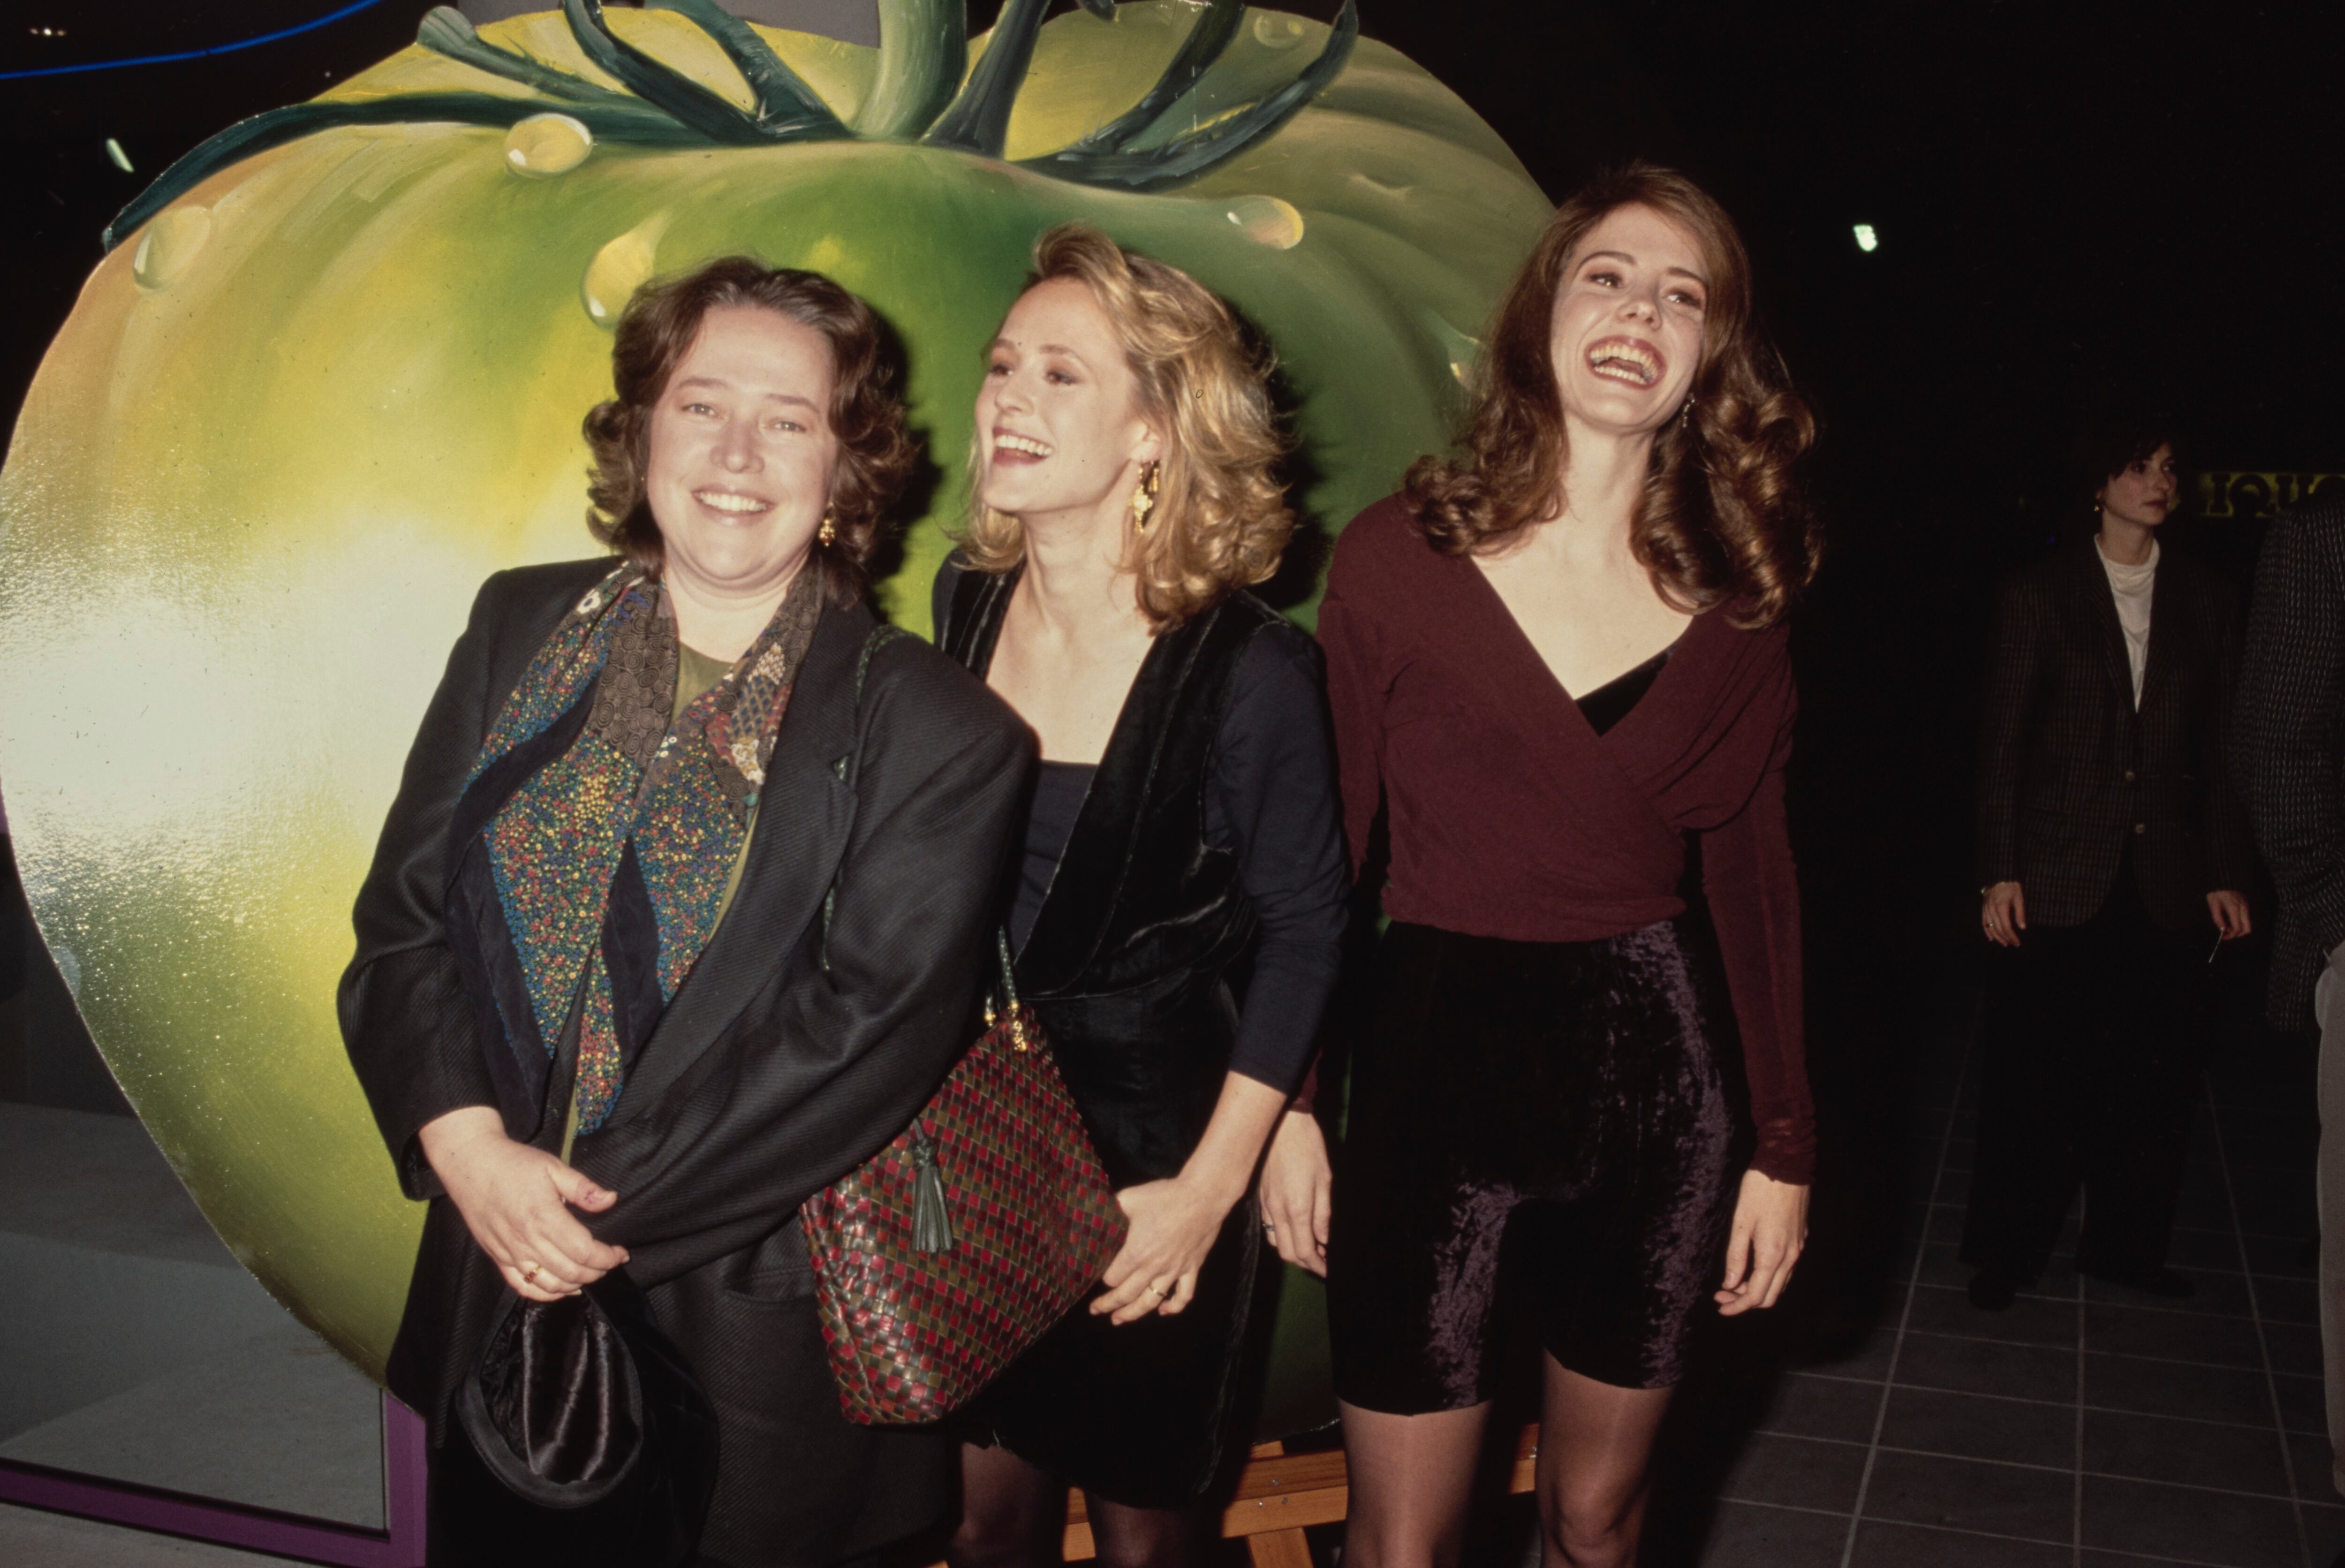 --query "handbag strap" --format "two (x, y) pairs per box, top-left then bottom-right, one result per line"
(819, 625), (1021, 1017)
(820, 623), (905, 971)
